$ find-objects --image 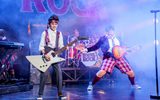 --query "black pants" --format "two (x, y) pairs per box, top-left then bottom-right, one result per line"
(38, 63), (63, 96)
